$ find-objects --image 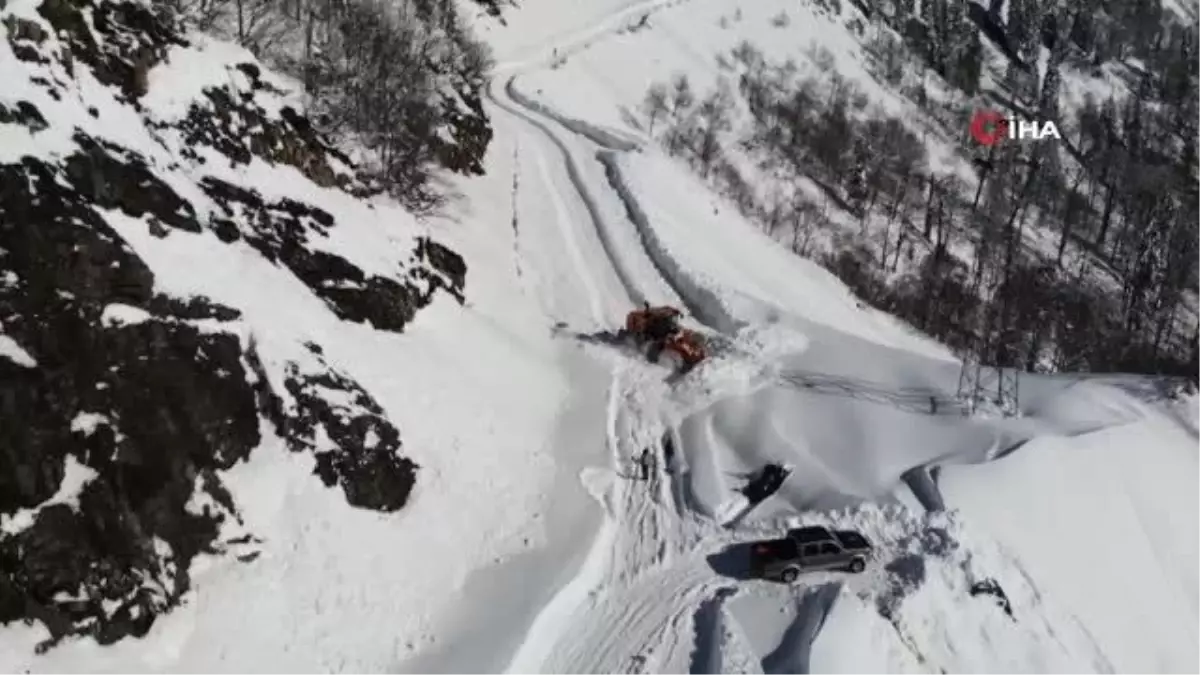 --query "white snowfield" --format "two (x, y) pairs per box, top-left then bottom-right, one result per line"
(2, 0), (1197, 673)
